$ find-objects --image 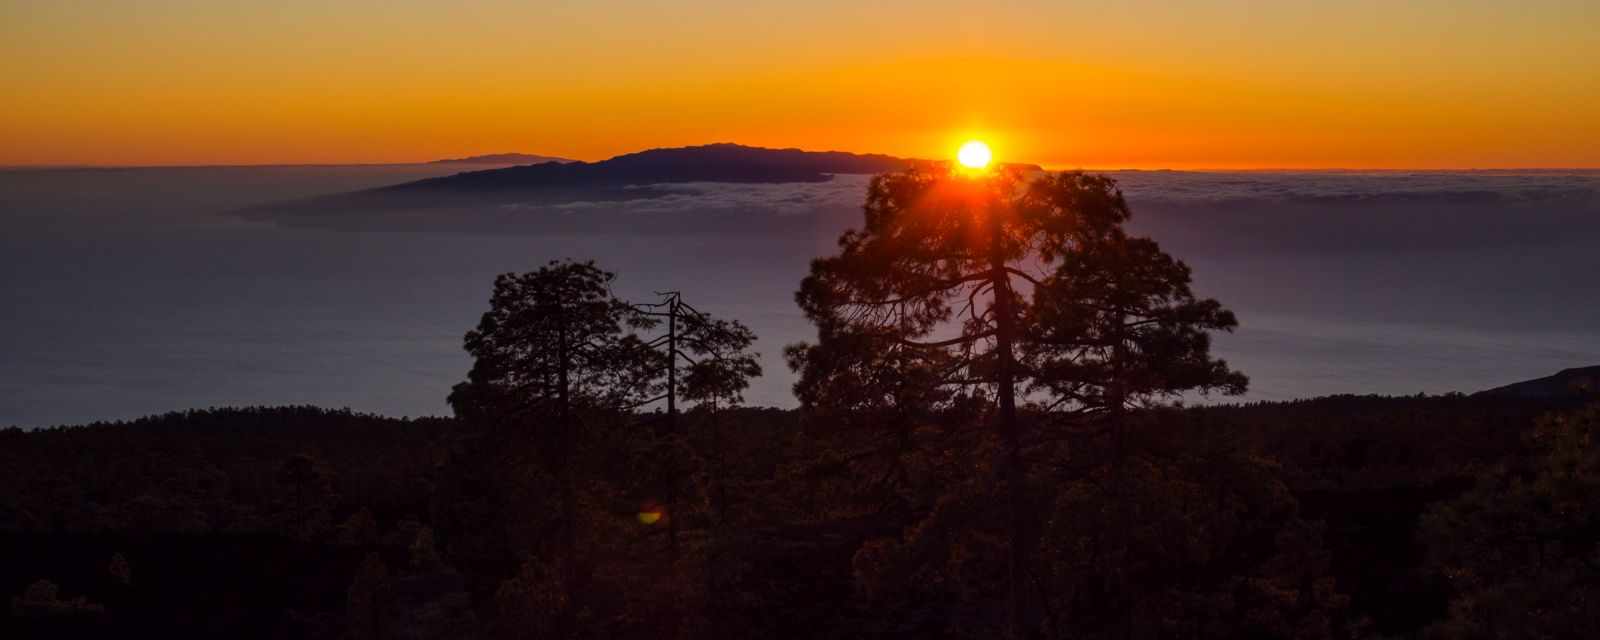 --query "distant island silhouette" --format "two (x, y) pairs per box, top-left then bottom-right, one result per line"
(428, 153), (574, 165)
(244, 144), (922, 219)
(241, 143), (1051, 229)
(399, 143), (925, 191)
(393, 143), (921, 192)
